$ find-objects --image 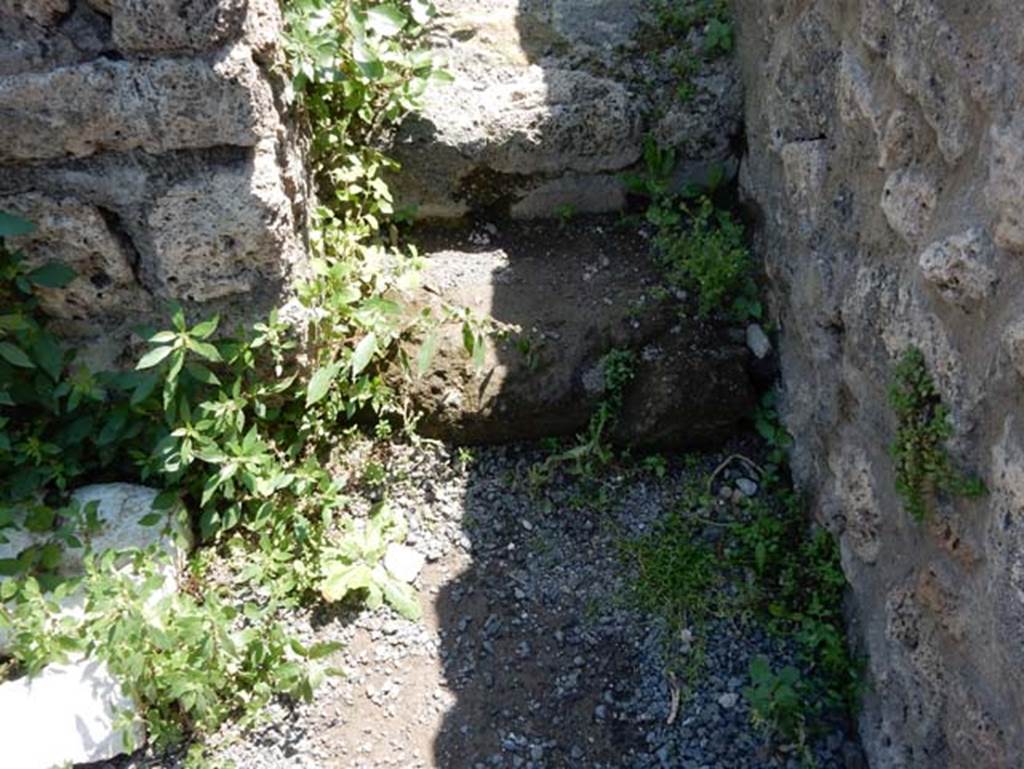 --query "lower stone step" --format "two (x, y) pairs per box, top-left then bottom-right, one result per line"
(405, 217), (757, 448)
